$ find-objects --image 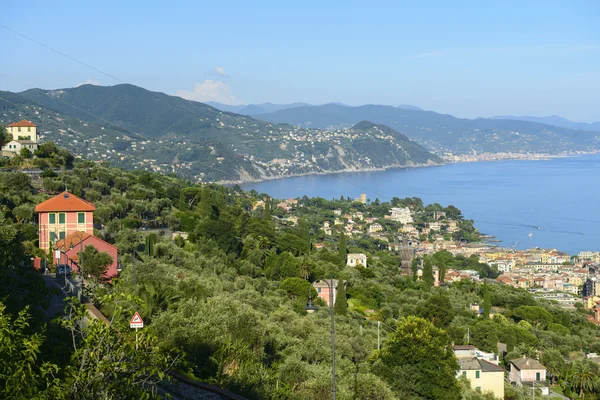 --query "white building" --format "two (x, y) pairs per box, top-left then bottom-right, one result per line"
(494, 259), (515, 274)
(427, 221), (442, 232)
(453, 345), (504, 399)
(368, 223), (383, 233)
(347, 253), (367, 268)
(389, 207), (413, 224)
(2, 120), (39, 155)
